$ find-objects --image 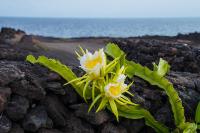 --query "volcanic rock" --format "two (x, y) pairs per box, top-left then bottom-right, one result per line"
(0, 115), (12, 133)
(101, 123), (127, 133)
(22, 106), (49, 132)
(8, 123), (24, 133)
(61, 115), (94, 133)
(70, 103), (110, 125)
(0, 87), (11, 113)
(6, 95), (29, 121)
(45, 82), (65, 95)
(0, 61), (25, 86)
(43, 95), (70, 127)
(38, 128), (63, 133)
